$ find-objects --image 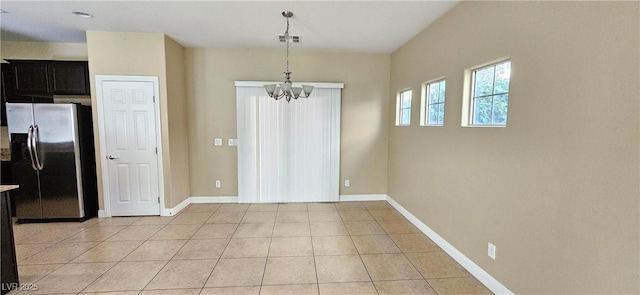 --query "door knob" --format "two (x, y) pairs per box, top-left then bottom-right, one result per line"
(107, 155), (119, 160)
